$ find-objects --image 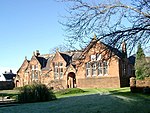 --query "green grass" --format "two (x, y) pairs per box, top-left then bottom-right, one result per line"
(0, 87), (150, 113)
(0, 90), (19, 100)
(55, 88), (86, 98)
